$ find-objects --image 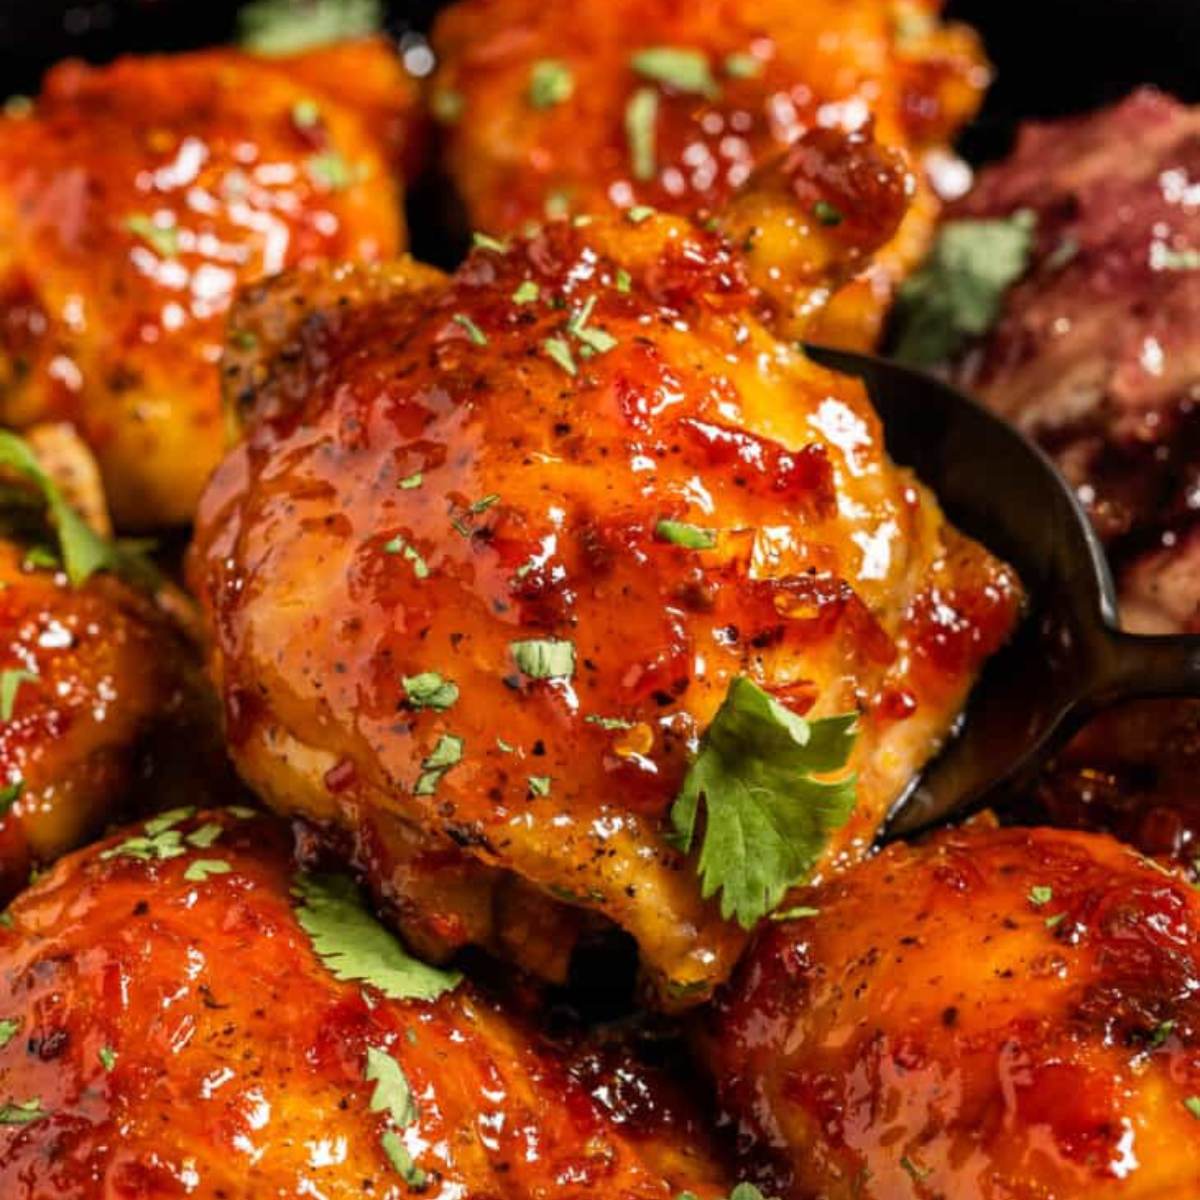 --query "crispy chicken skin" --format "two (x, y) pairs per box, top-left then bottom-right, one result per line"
(0, 808), (732, 1199)
(190, 155), (1020, 1005)
(430, 0), (988, 349)
(703, 824), (1200, 1199)
(0, 40), (413, 529)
